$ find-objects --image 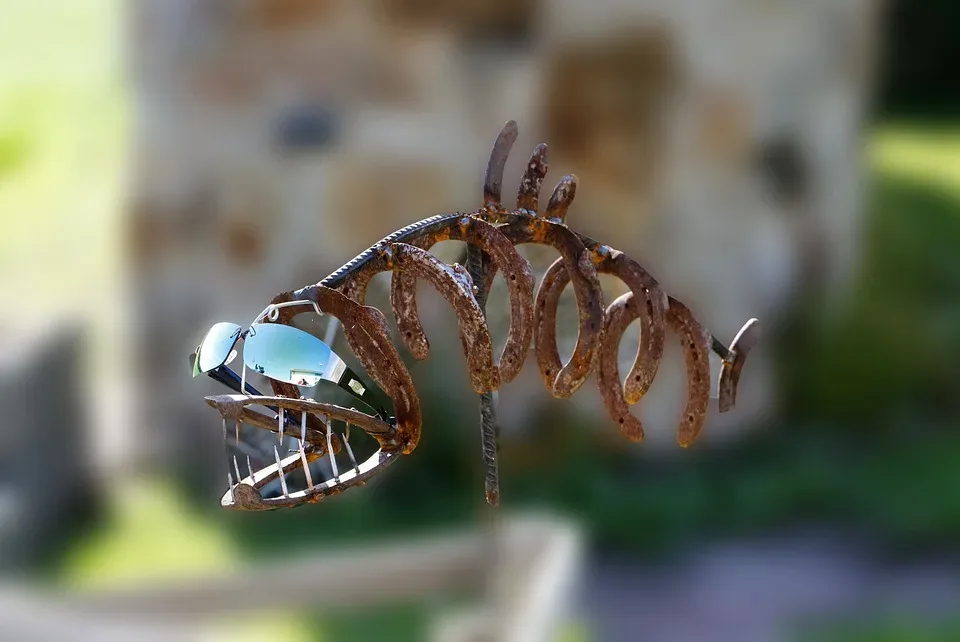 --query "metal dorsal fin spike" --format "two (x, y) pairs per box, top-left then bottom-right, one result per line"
(483, 120), (519, 208)
(517, 143), (548, 213)
(544, 174), (578, 223)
